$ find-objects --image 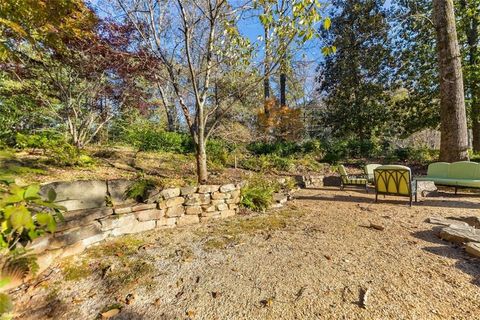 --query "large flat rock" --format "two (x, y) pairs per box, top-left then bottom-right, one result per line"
(465, 242), (480, 258)
(454, 216), (480, 229)
(107, 179), (134, 205)
(416, 181), (437, 197)
(41, 180), (108, 211)
(427, 217), (469, 228)
(439, 225), (480, 244)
